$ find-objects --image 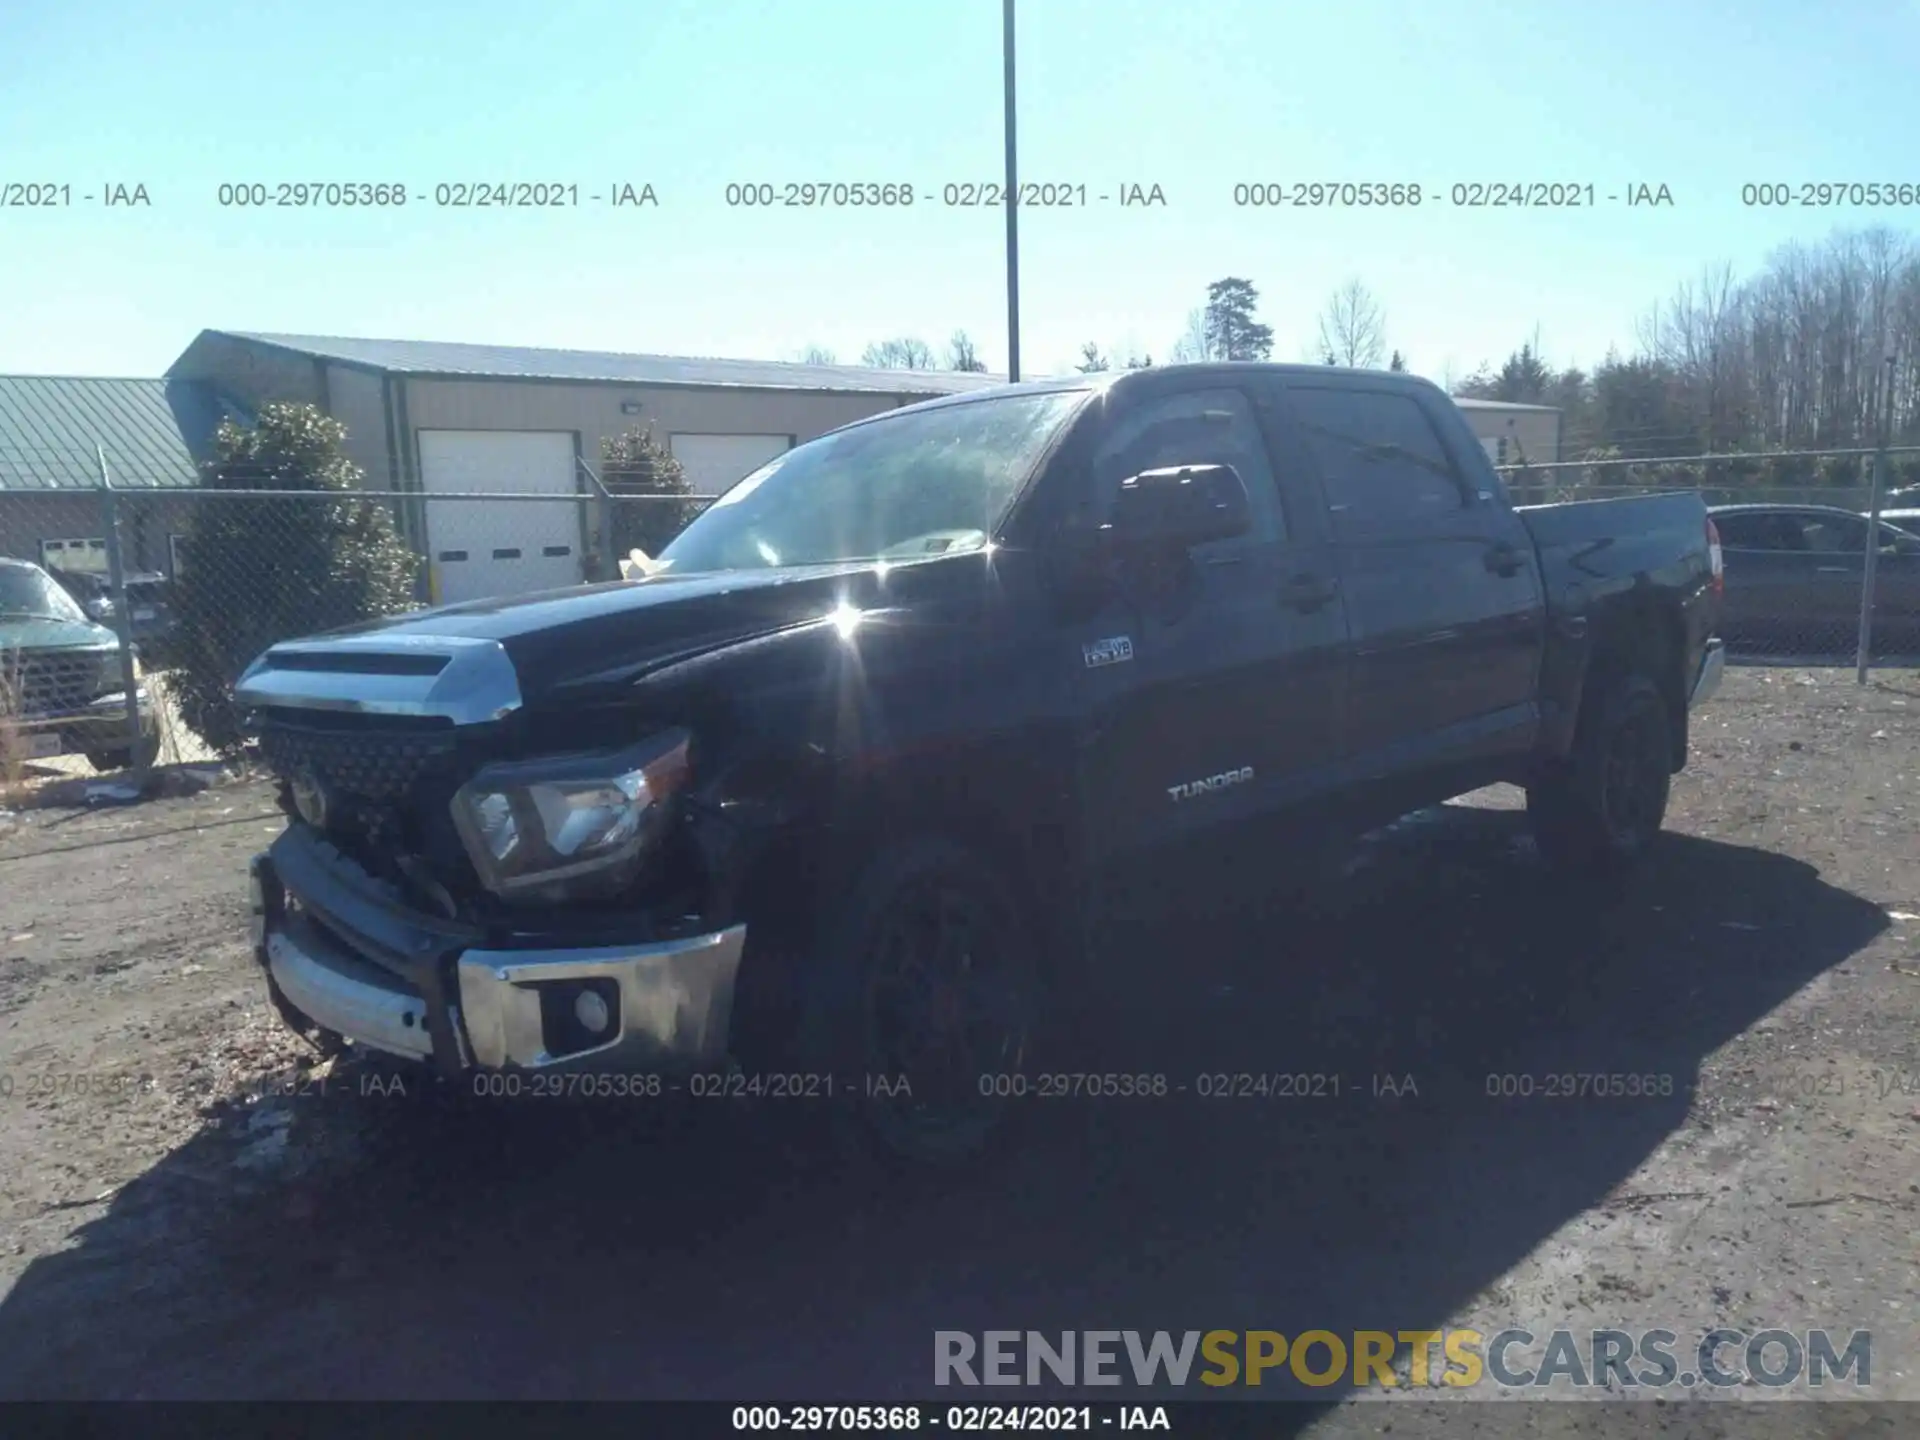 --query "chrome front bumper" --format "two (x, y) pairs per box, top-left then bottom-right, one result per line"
(456, 932), (746, 1070)
(1689, 637), (1726, 708)
(251, 855), (746, 1073)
